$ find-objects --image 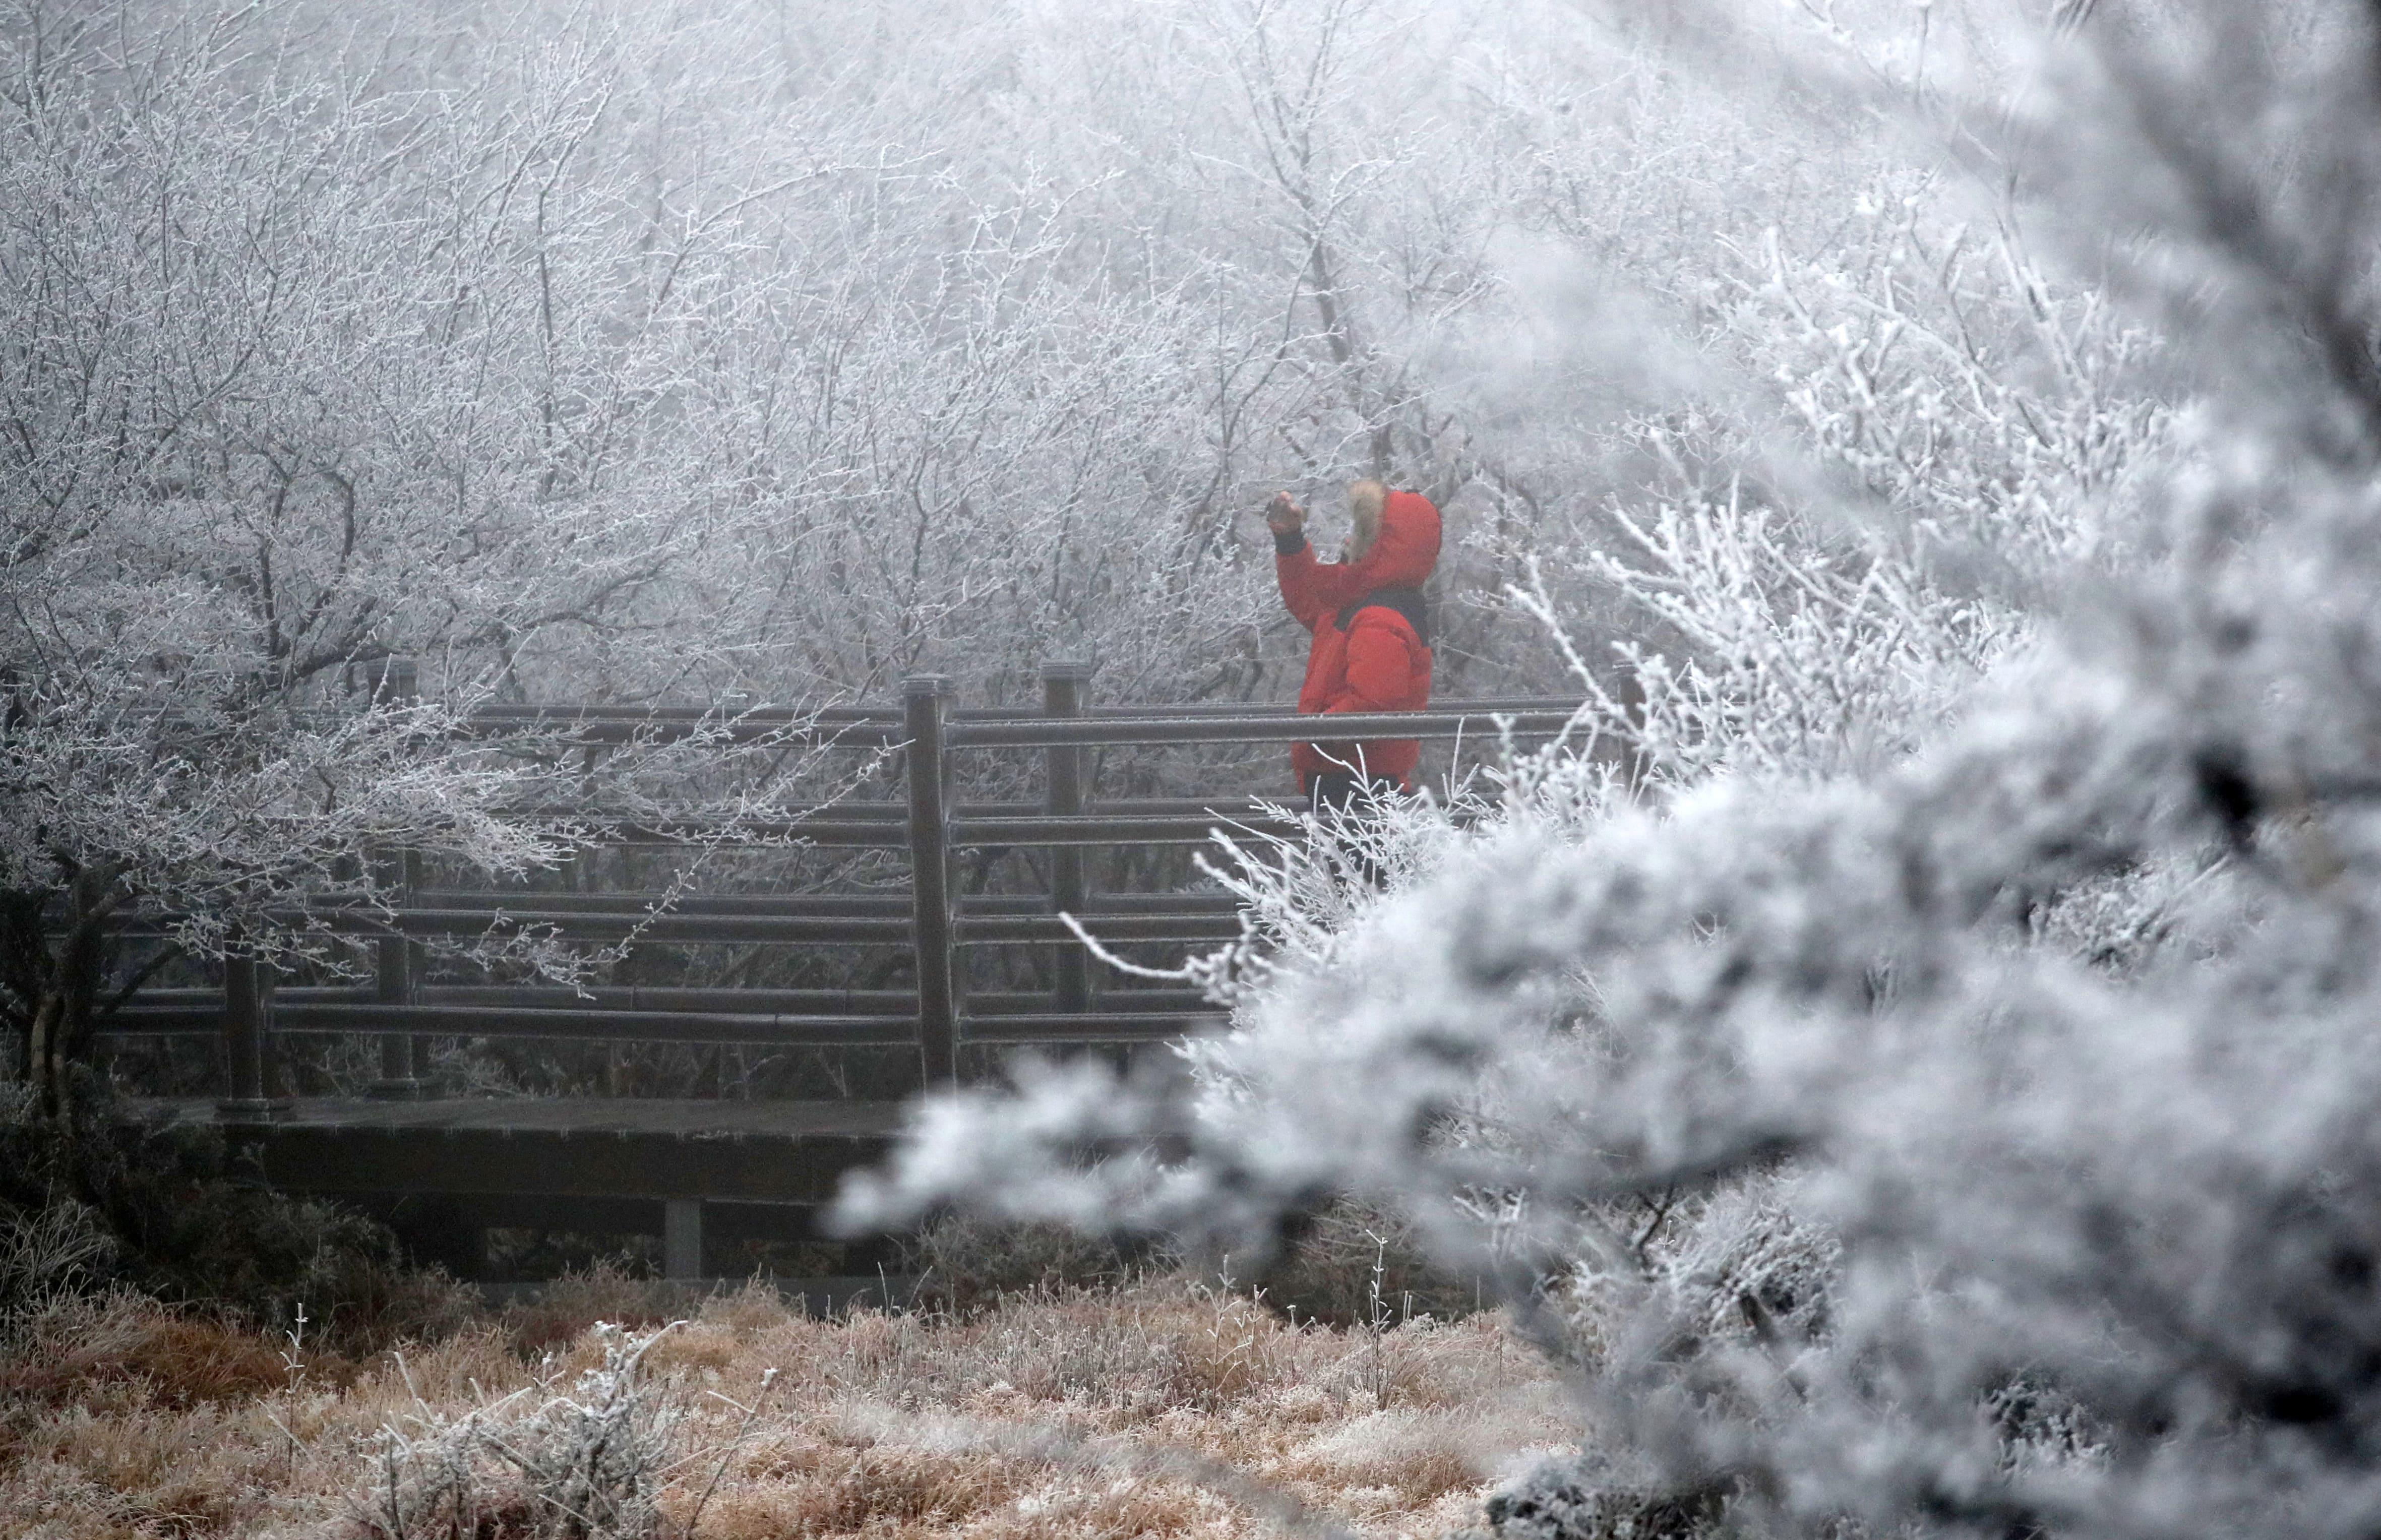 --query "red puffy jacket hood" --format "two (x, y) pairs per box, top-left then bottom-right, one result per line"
(1352, 489), (1441, 589)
